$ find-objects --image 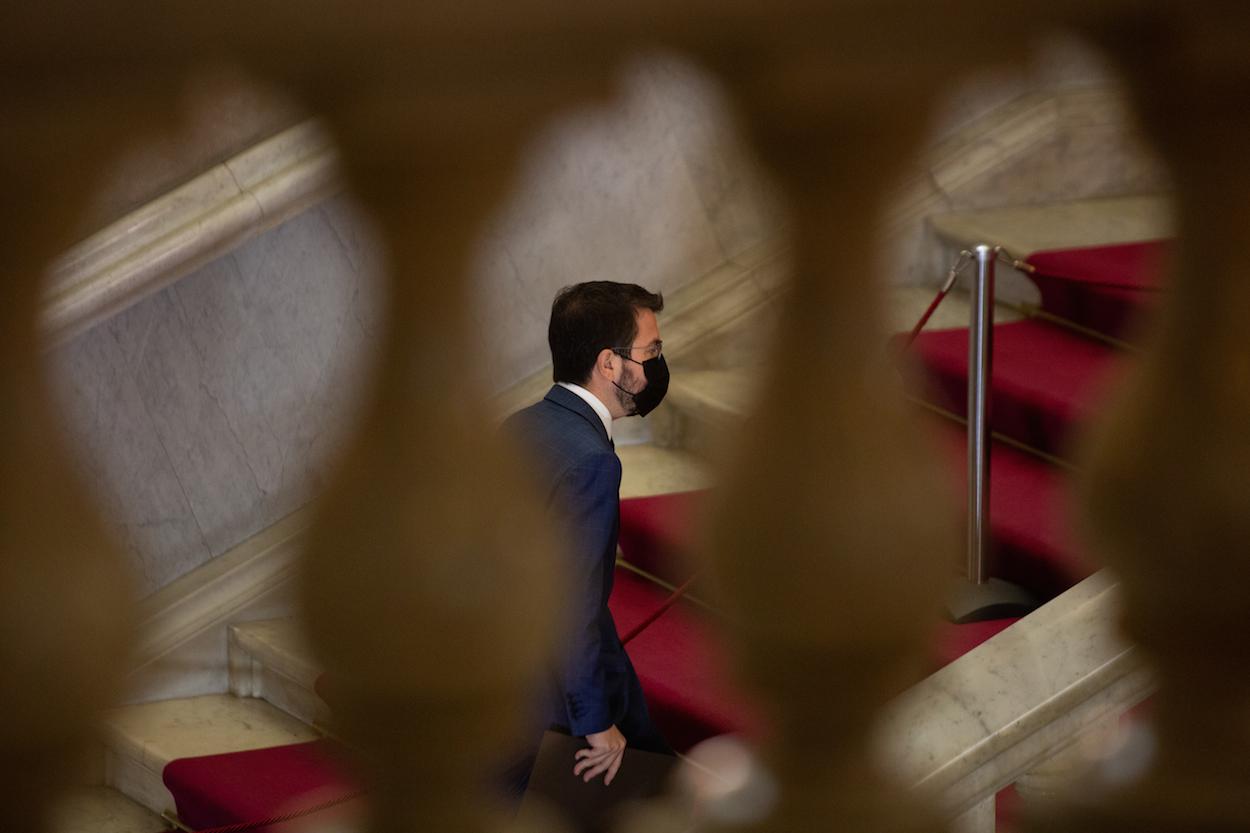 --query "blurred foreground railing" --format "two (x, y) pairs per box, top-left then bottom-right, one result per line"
(4, 3), (1250, 833)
